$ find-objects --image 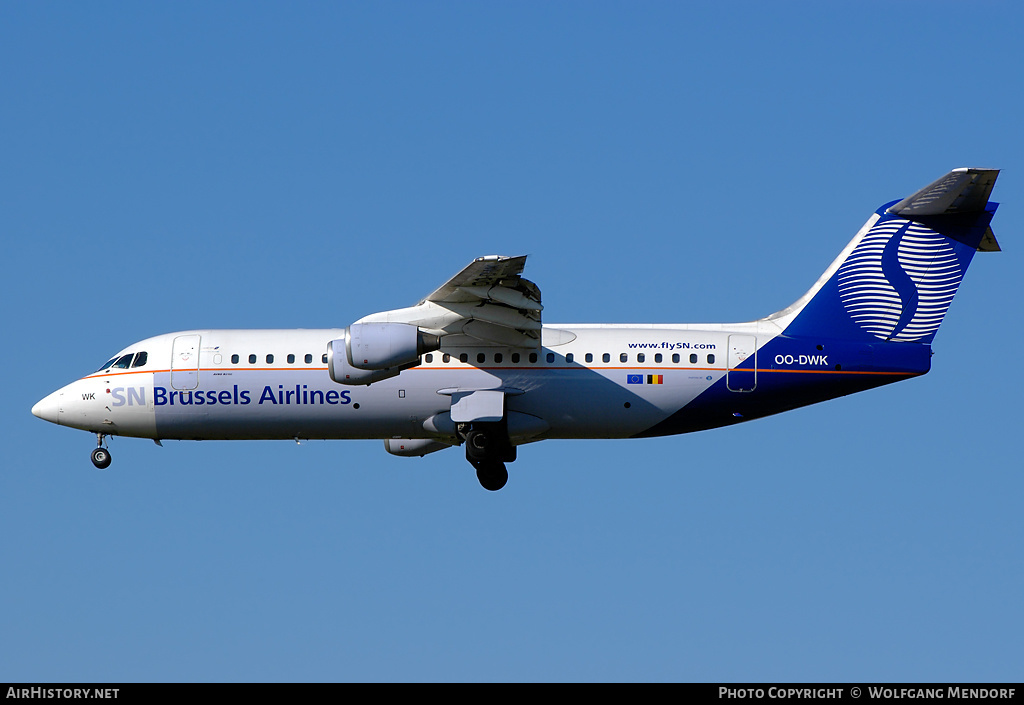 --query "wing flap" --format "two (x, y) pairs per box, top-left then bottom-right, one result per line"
(461, 320), (539, 348)
(444, 301), (542, 331)
(355, 255), (543, 350)
(424, 255), (542, 348)
(457, 284), (543, 311)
